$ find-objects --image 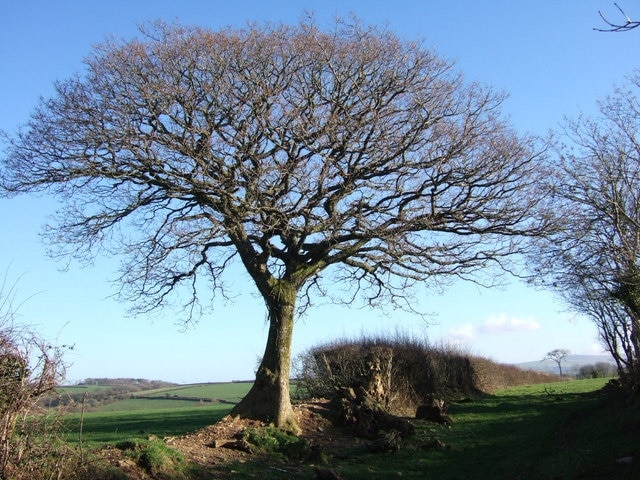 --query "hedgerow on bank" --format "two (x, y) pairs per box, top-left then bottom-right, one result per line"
(295, 334), (559, 414)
